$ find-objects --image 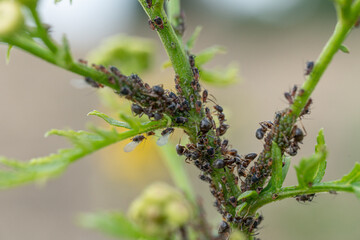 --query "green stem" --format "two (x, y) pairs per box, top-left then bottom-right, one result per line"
(29, 7), (58, 53)
(291, 6), (360, 117)
(159, 144), (195, 203)
(137, 0), (193, 97)
(250, 182), (354, 212)
(3, 34), (117, 90)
